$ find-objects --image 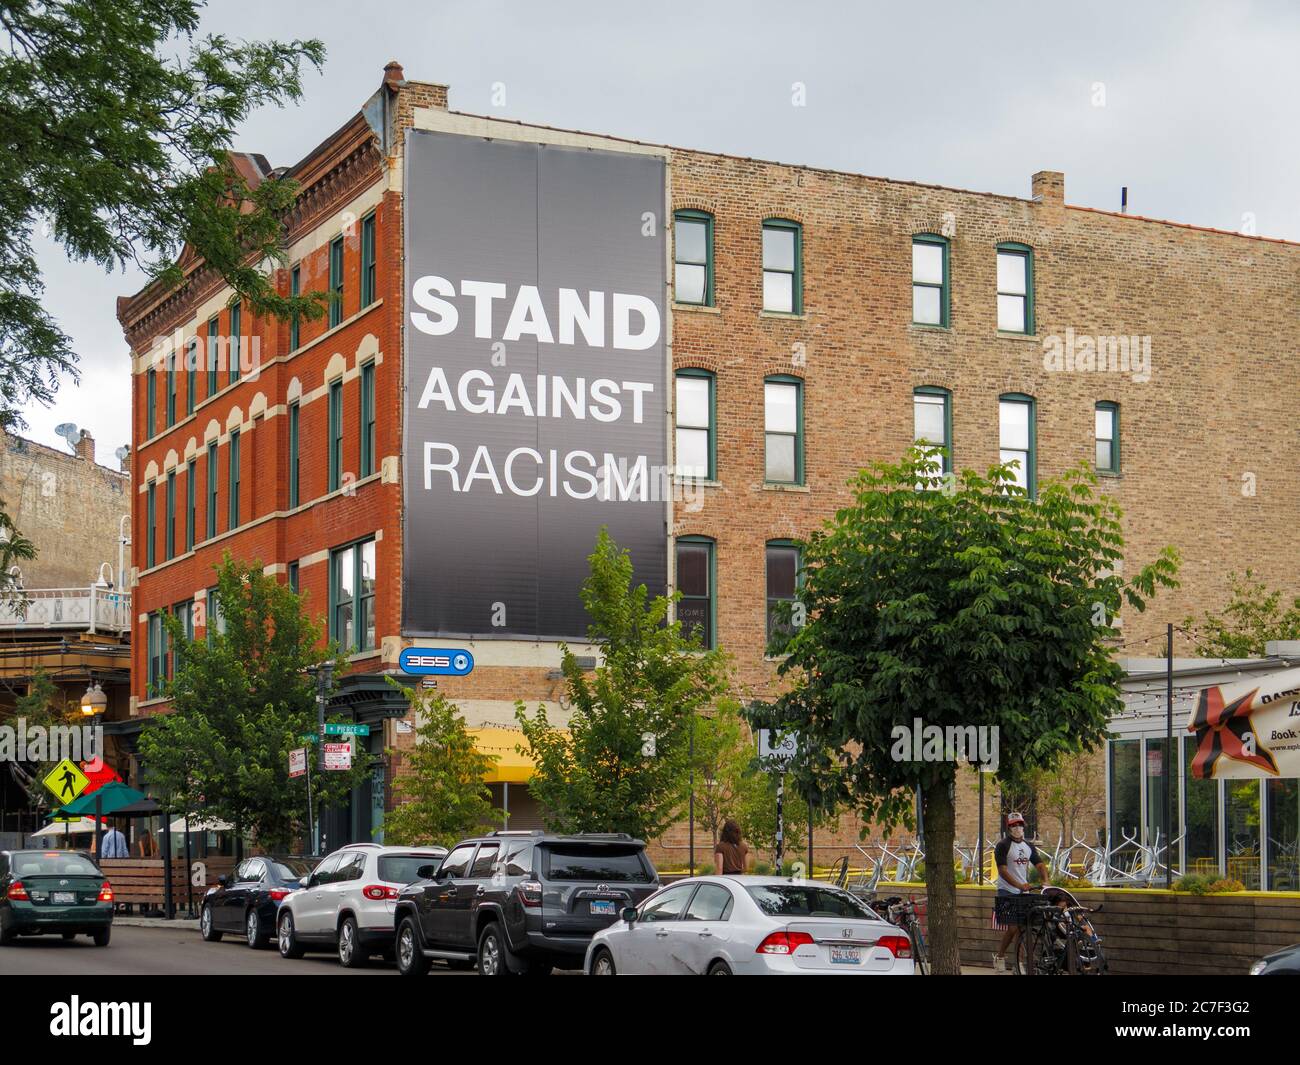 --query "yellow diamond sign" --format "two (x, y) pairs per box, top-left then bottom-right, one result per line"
(43, 759), (89, 805)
